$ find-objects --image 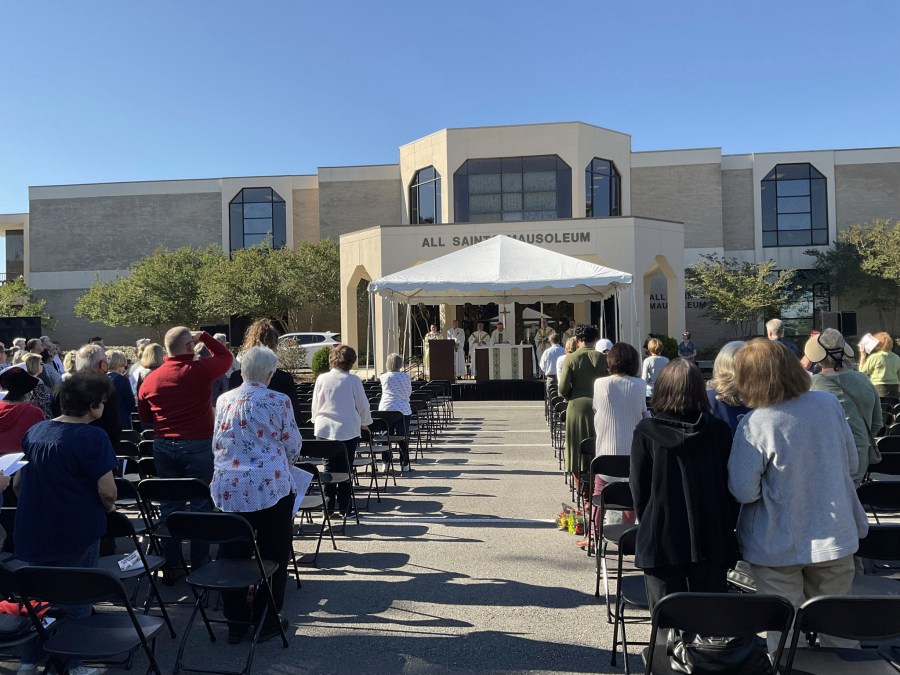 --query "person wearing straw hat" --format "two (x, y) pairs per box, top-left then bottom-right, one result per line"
(806, 328), (882, 486)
